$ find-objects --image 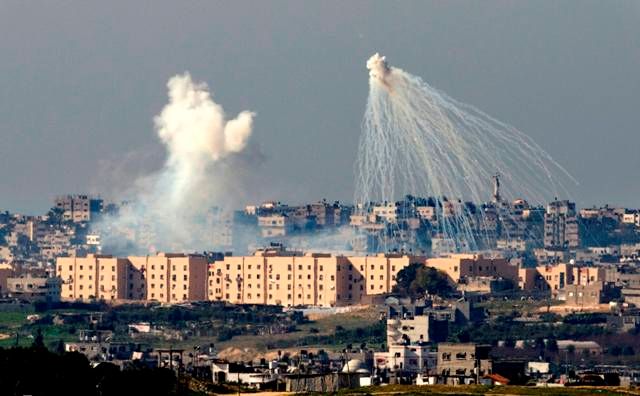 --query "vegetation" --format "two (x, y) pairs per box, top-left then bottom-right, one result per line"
(393, 263), (453, 298)
(0, 346), (182, 396)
